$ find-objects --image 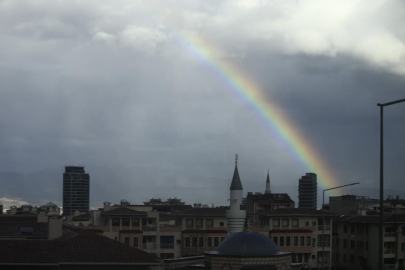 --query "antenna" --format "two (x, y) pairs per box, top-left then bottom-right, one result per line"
(235, 154), (239, 166)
